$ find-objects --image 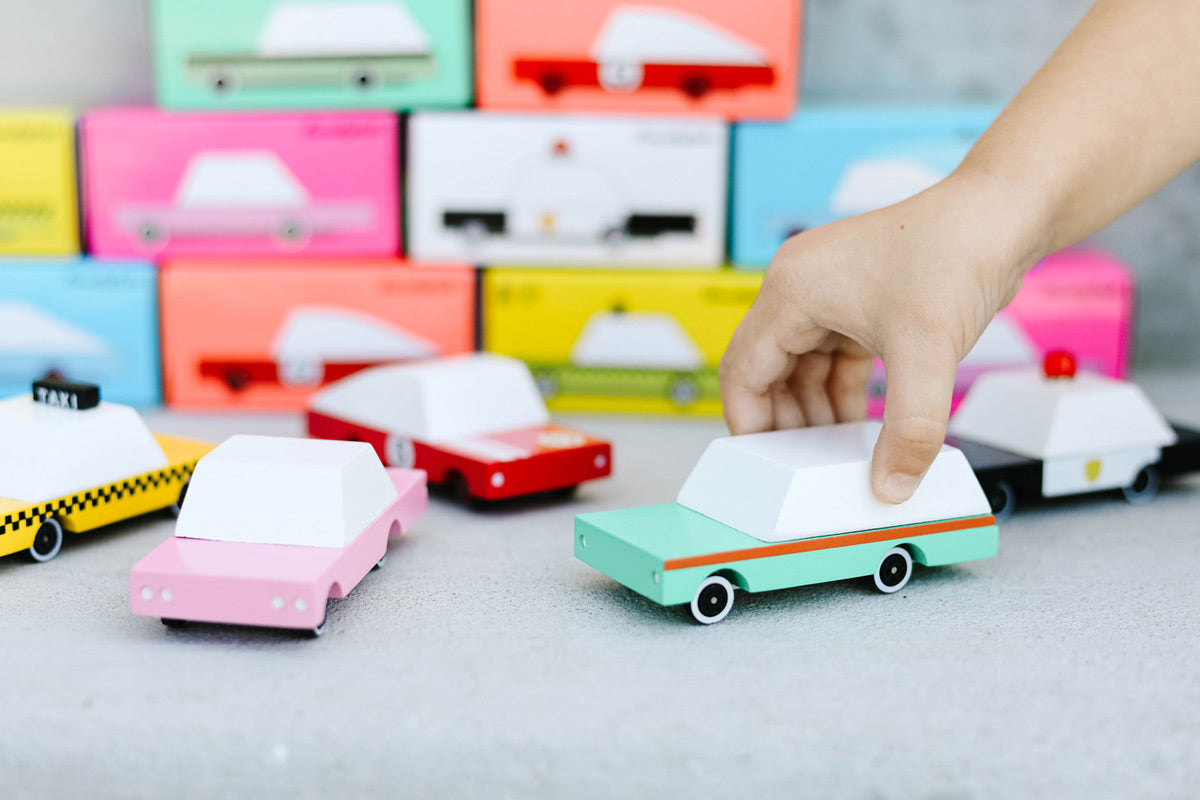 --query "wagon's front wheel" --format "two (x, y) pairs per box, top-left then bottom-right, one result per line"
(873, 547), (913, 594)
(29, 518), (64, 563)
(690, 575), (735, 625)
